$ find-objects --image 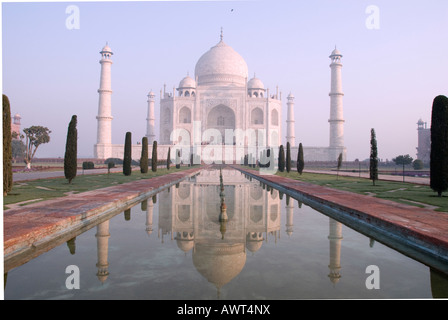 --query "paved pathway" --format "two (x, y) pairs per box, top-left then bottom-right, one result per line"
(13, 167), (123, 182)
